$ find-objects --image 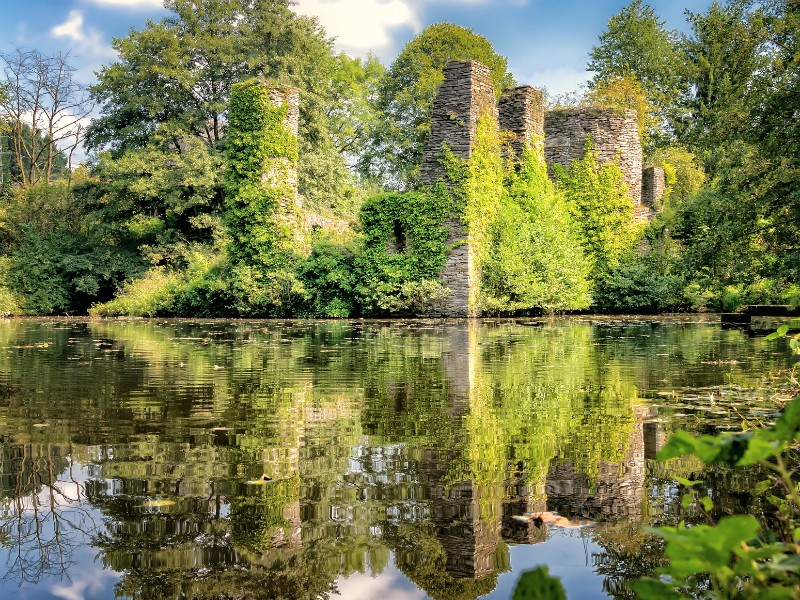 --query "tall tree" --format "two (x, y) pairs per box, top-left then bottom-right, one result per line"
(587, 1), (681, 149)
(678, 0), (766, 165)
(0, 48), (92, 185)
(359, 23), (514, 189)
(86, 0), (361, 214)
